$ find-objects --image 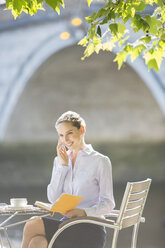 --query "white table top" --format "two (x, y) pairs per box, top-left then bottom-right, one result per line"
(0, 204), (48, 215)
